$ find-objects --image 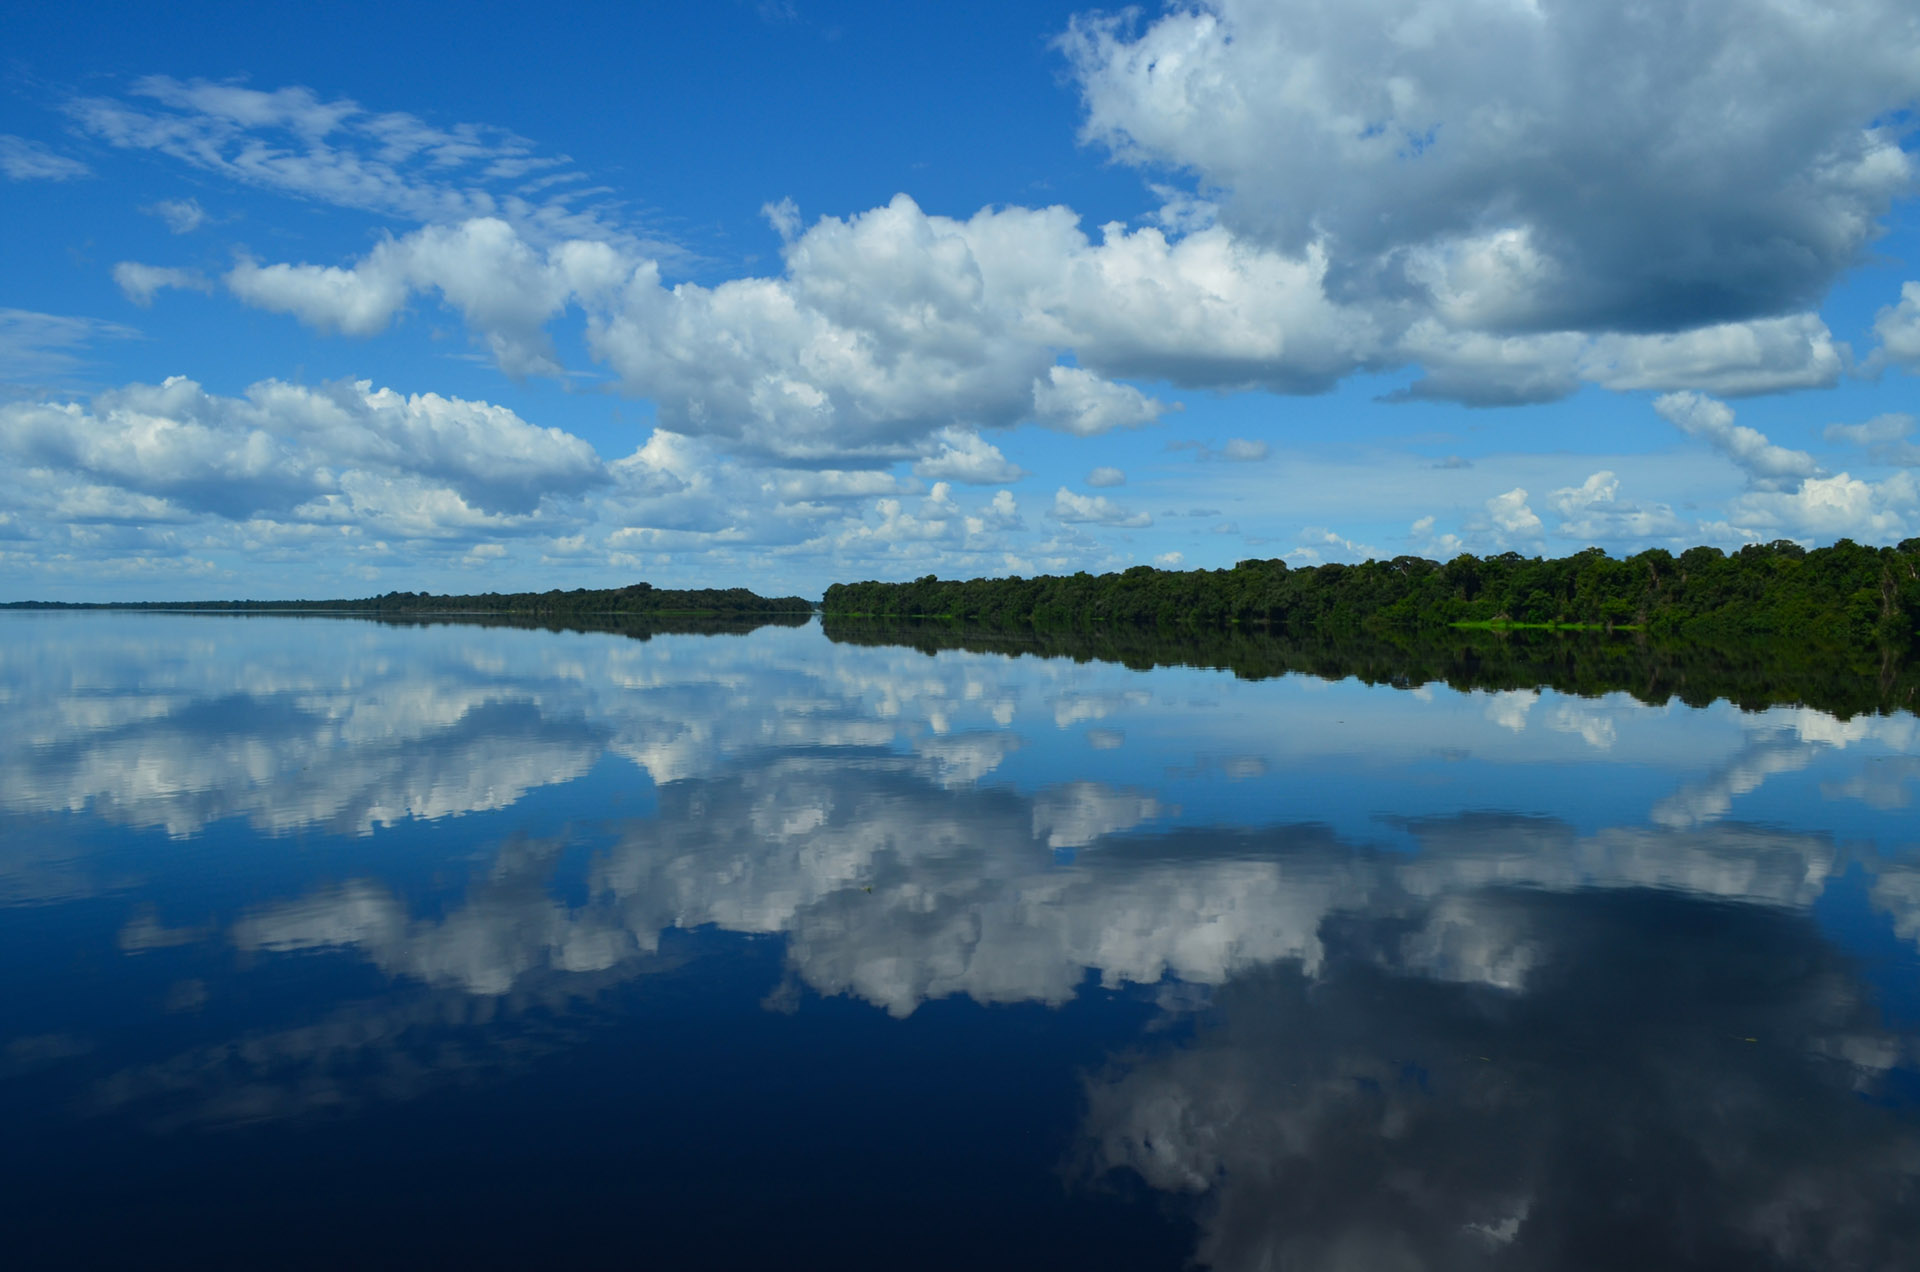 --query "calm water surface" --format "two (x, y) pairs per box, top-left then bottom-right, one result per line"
(3, 613), (1918, 1269)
